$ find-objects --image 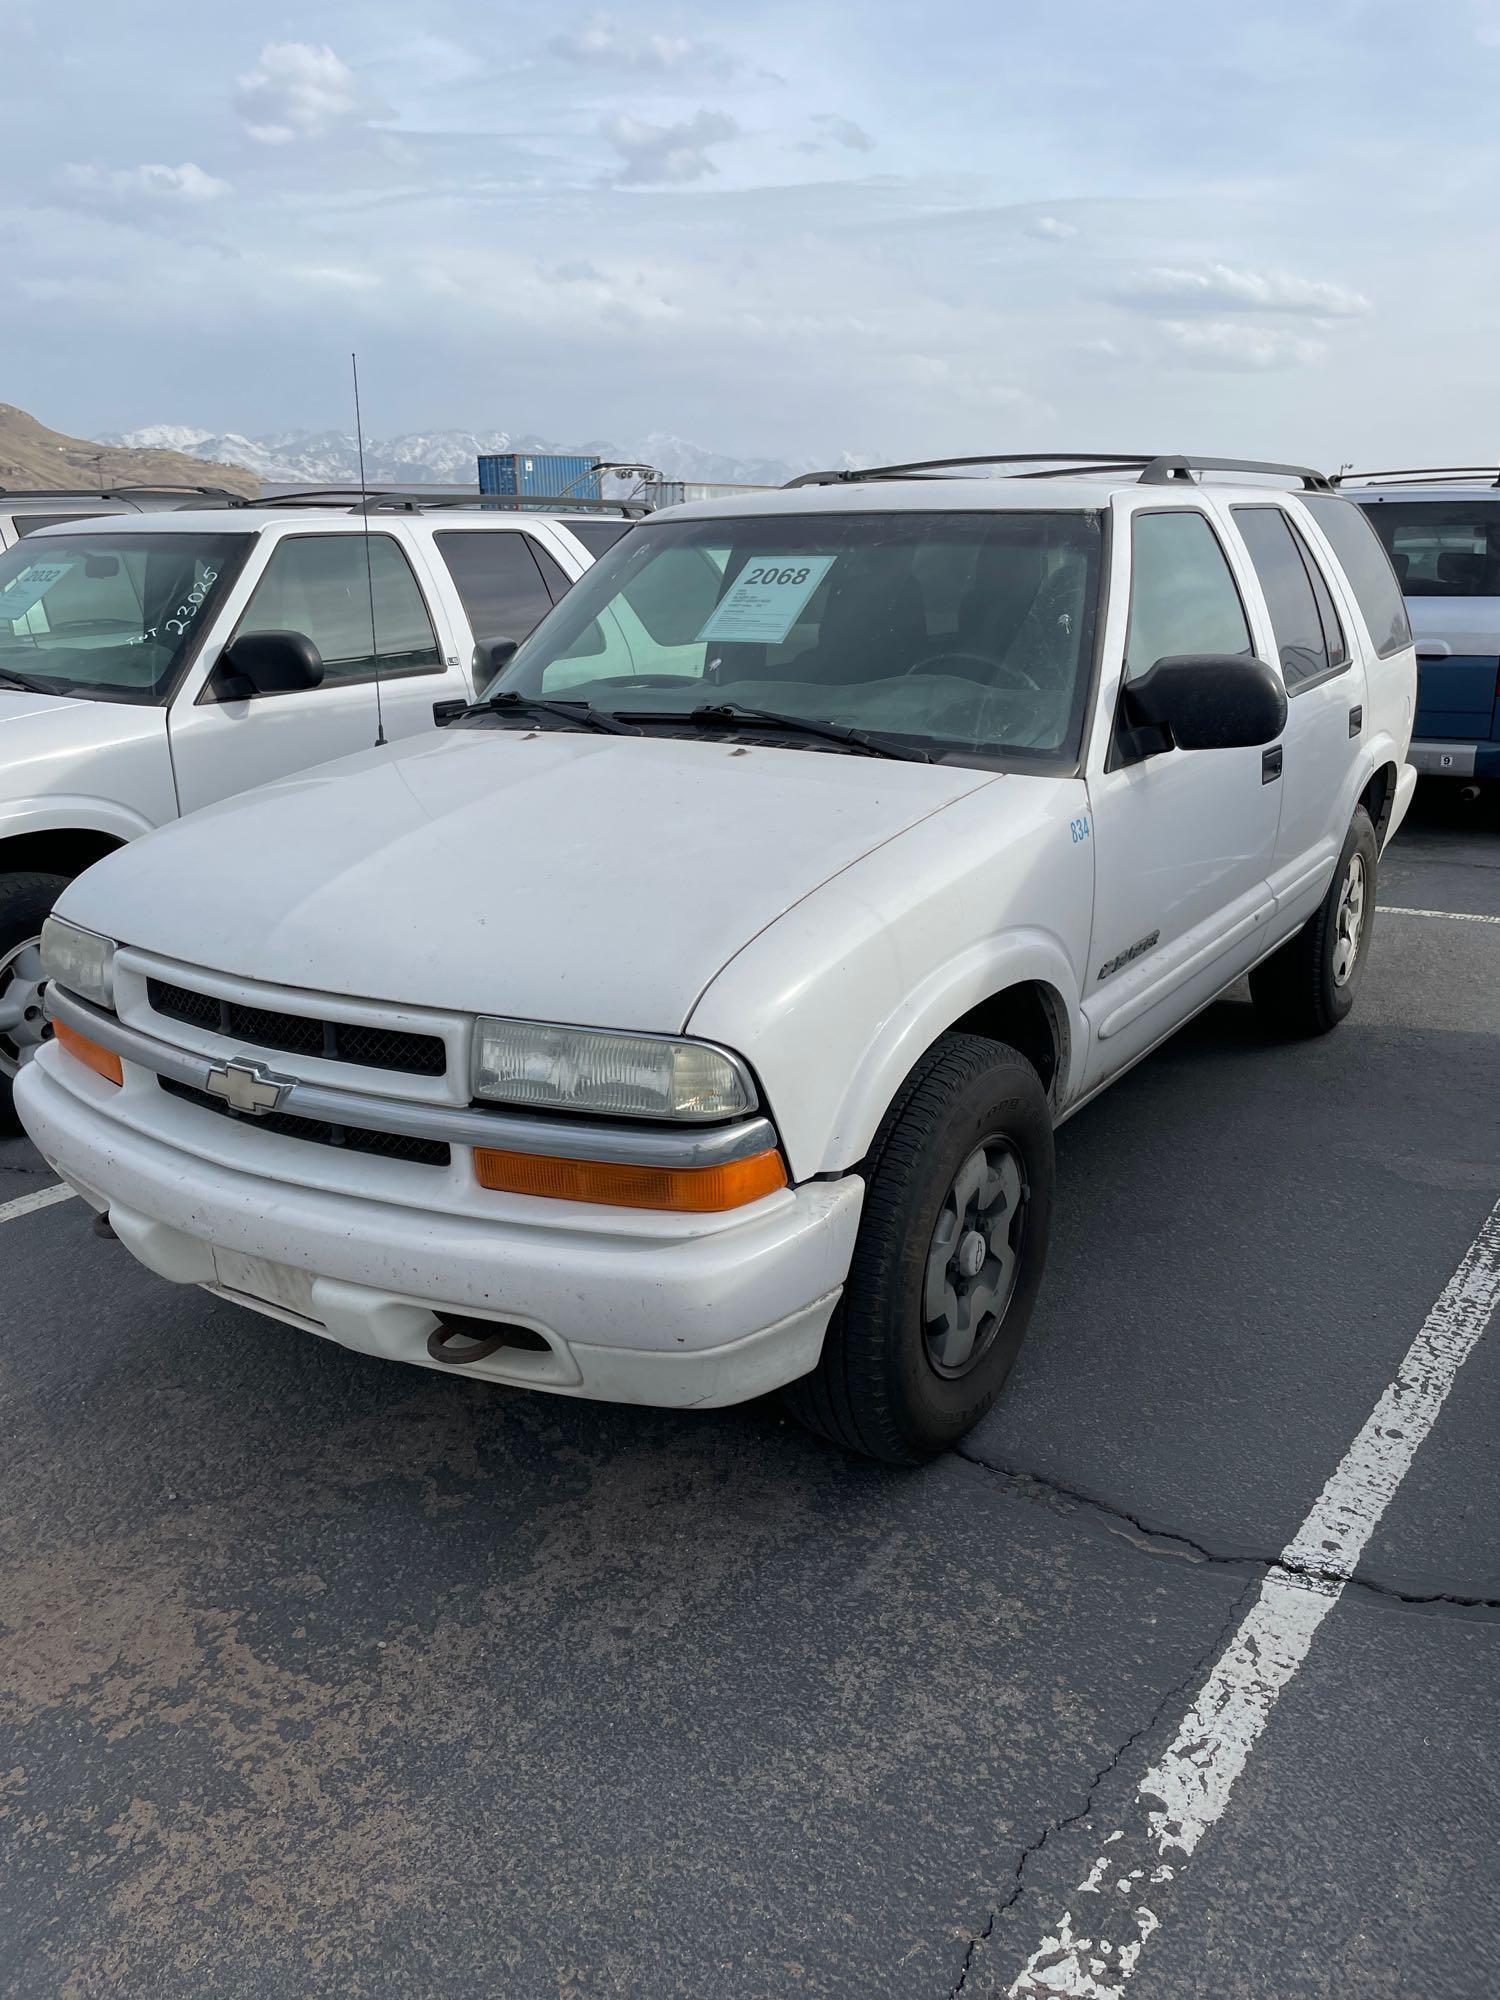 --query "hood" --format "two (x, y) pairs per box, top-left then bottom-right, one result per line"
(64, 727), (996, 1030)
(0, 688), (86, 729)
